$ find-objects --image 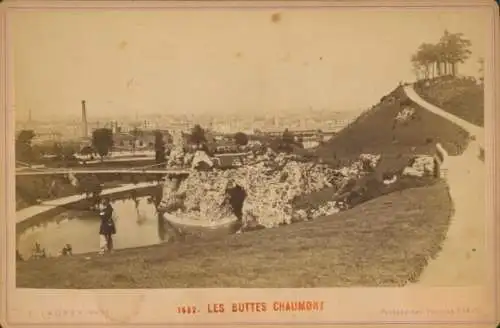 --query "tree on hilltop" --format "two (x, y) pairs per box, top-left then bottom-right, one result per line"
(411, 30), (472, 80)
(411, 43), (438, 79)
(439, 30), (472, 76)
